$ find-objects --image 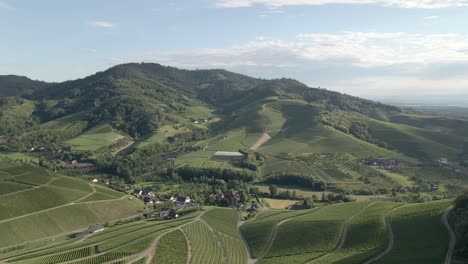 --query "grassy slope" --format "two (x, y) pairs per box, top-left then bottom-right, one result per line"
(0, 161), (142, 248)
(265, 202), (370, 262)
(242, 209), (322, 258)
(66, 124), (123, 151)
(318, 202), (401, 264)
(375, 200), (451, 264)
